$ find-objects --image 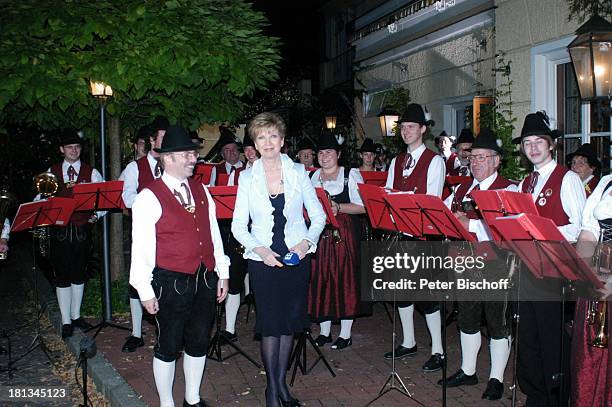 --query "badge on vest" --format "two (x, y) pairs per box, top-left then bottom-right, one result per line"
(538, 197), (547, 206)
(544, 188), (553, 197)
(185, 205), (195, 213)
(66, 181), (76, 189)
